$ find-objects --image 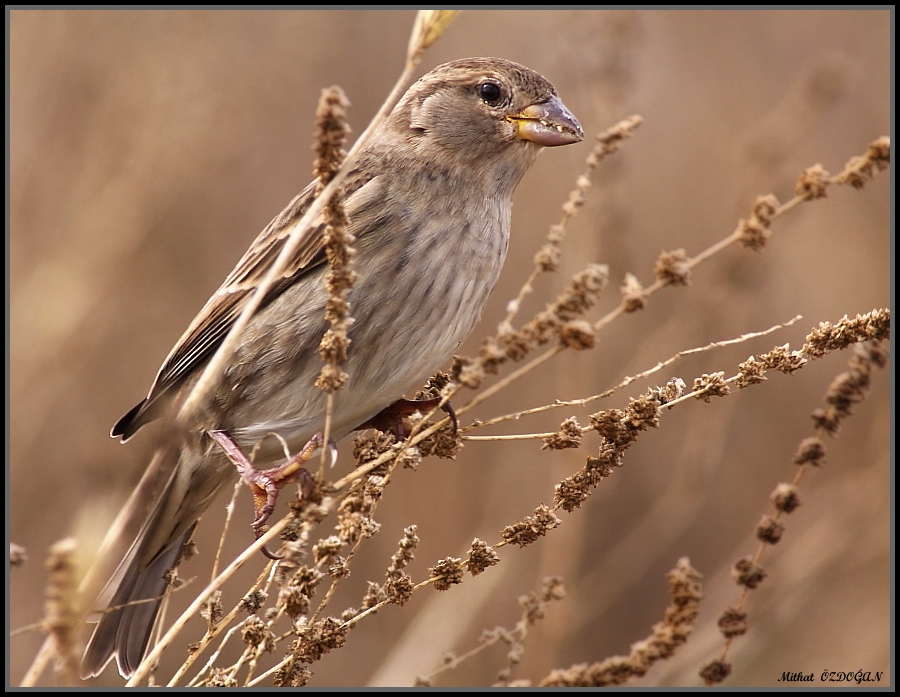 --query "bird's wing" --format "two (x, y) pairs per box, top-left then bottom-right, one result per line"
(113, 169), (376, 440)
